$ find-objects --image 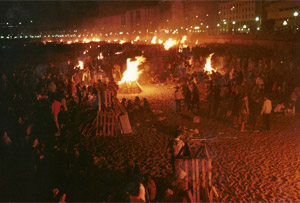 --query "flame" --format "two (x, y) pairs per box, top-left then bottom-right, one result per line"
(164, 38), (177, 50)
(151, 36), (157, 44)
(180, 35), (187, 44)
(204, 53), (215, 74)
(97, 53), (104, 60)
(119, 56), (146, 84)
(74, 61), (84, 70)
